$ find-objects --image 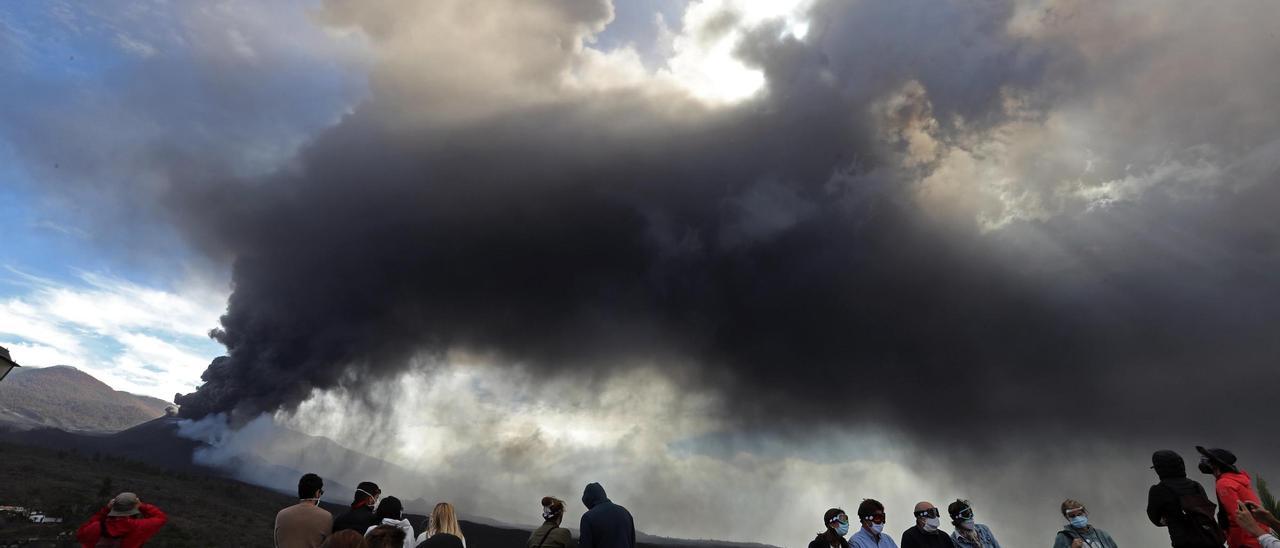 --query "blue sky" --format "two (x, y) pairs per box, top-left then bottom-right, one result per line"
(0, 0), (369, 399)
